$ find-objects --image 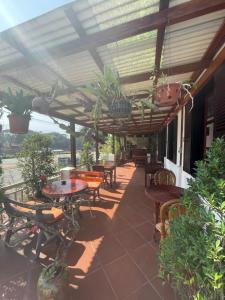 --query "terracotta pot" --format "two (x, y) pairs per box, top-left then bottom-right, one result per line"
(8, 114), (30, 134)
(155, 83), (181, 107)
(37, 265), (68, 300)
